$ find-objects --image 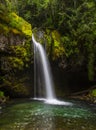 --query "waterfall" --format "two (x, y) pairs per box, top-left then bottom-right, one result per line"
(32, 34), (72, 105)
(32, 35), (55, 100)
